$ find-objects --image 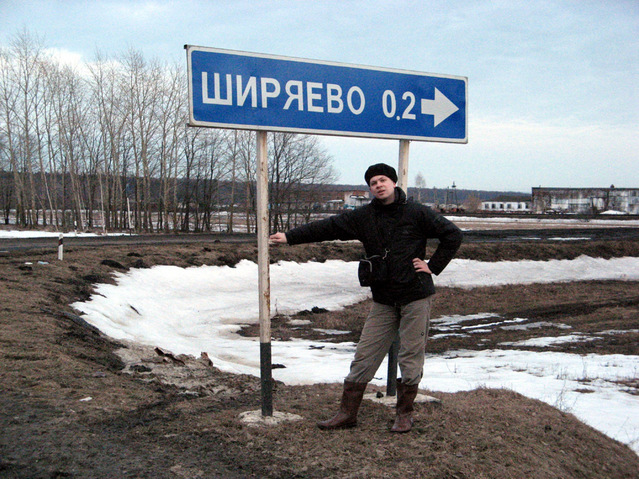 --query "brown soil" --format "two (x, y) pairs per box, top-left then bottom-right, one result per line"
(1, 238), (638, 478)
